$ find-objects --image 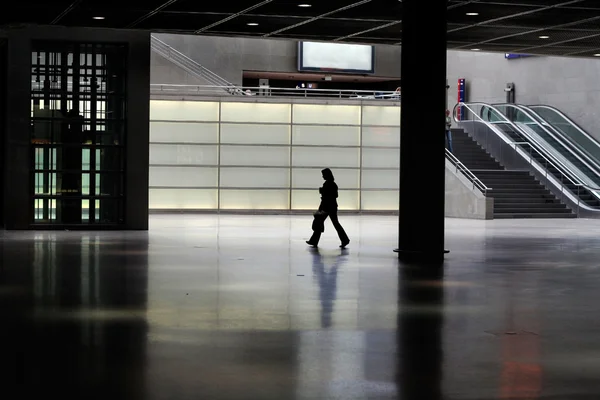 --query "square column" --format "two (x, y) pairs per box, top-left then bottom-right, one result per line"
(396, 0), (448, 261)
